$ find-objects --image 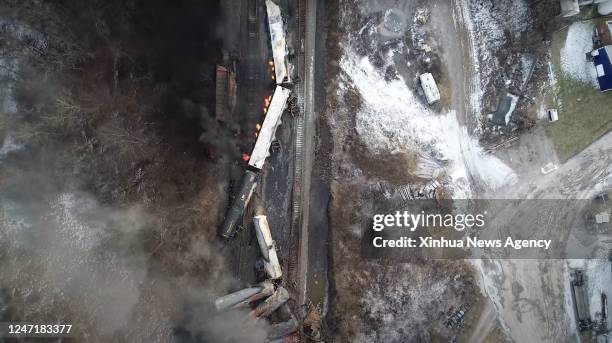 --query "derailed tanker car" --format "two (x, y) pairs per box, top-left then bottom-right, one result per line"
(219, 169), (259, 238)
(570, 270), (594, 332)
(266, 0), (291, 84)
(253, 215), (283, 279)
(219, 0), (293, 239)
(219, 86), (291, 238)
